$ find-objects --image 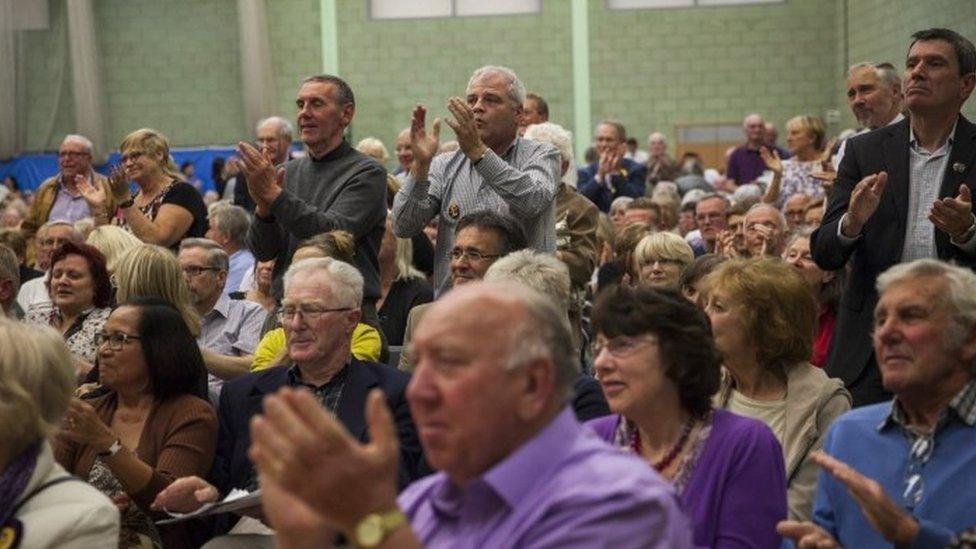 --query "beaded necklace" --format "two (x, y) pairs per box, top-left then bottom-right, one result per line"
(630, 415), (697, 472)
